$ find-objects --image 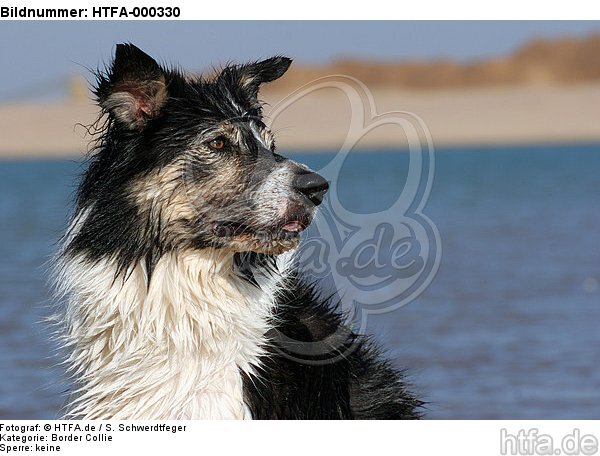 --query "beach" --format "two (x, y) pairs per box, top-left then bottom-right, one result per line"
(1, 83), (600, 157)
